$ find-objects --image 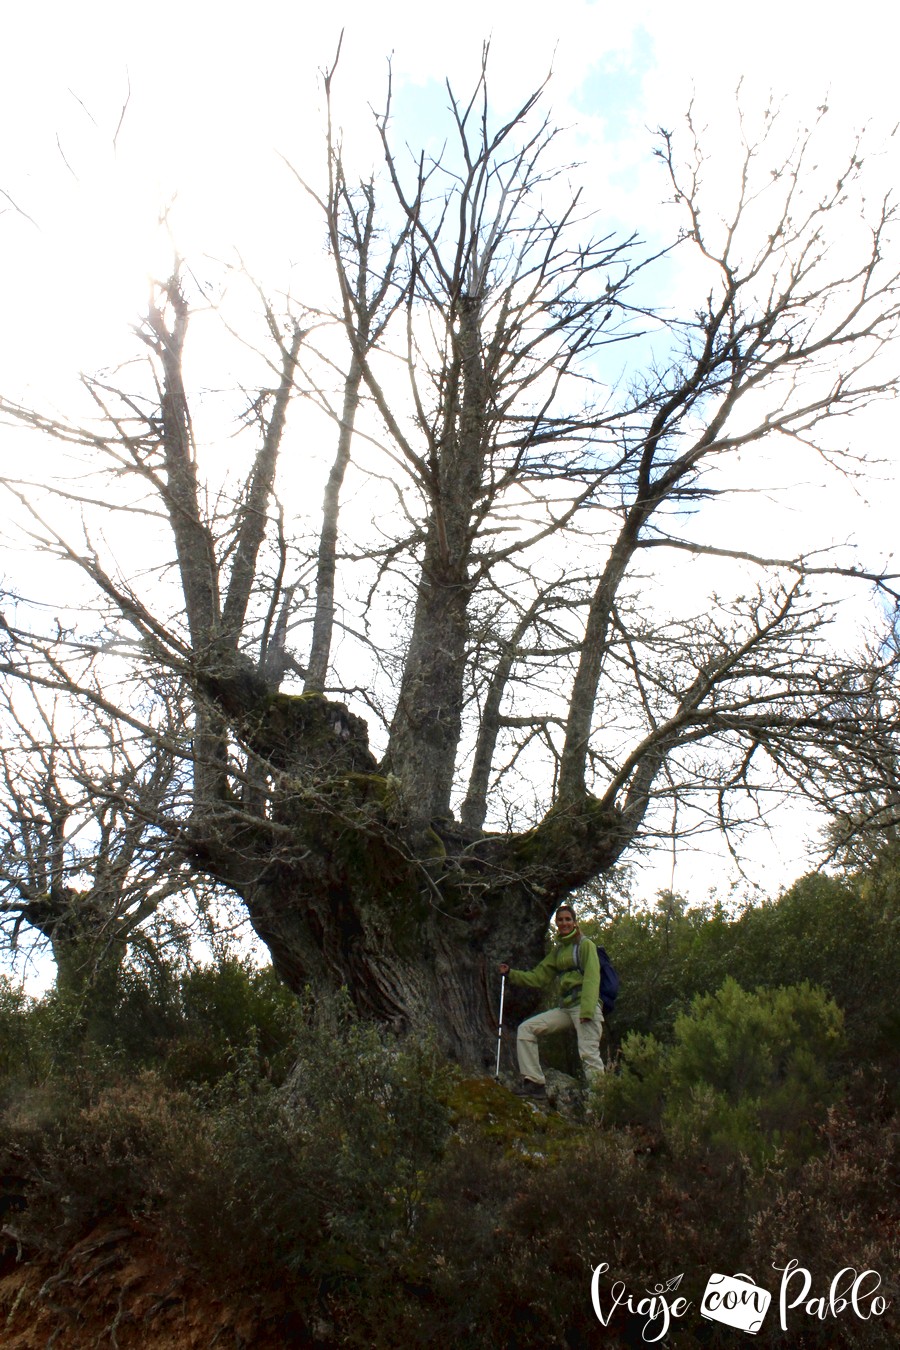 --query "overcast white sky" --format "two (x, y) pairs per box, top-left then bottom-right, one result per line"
(1, 0), (899, 952)
(3, 0), (899, 379)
